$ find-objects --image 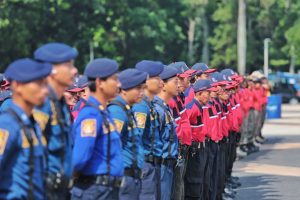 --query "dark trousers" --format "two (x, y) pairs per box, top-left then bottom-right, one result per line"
(171, 147), (189, 200)
(184, 142), (208, 200)
(217, 142), (226, 200)
(226, 132), (237, 179)
(139, 162), (160, 200)
(203, 142), (211, 200)
(119, 176), (141, 200)
(161, 163), (174, 200)
(208, 141), (220, 200)
(71, 183), (119, 200)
